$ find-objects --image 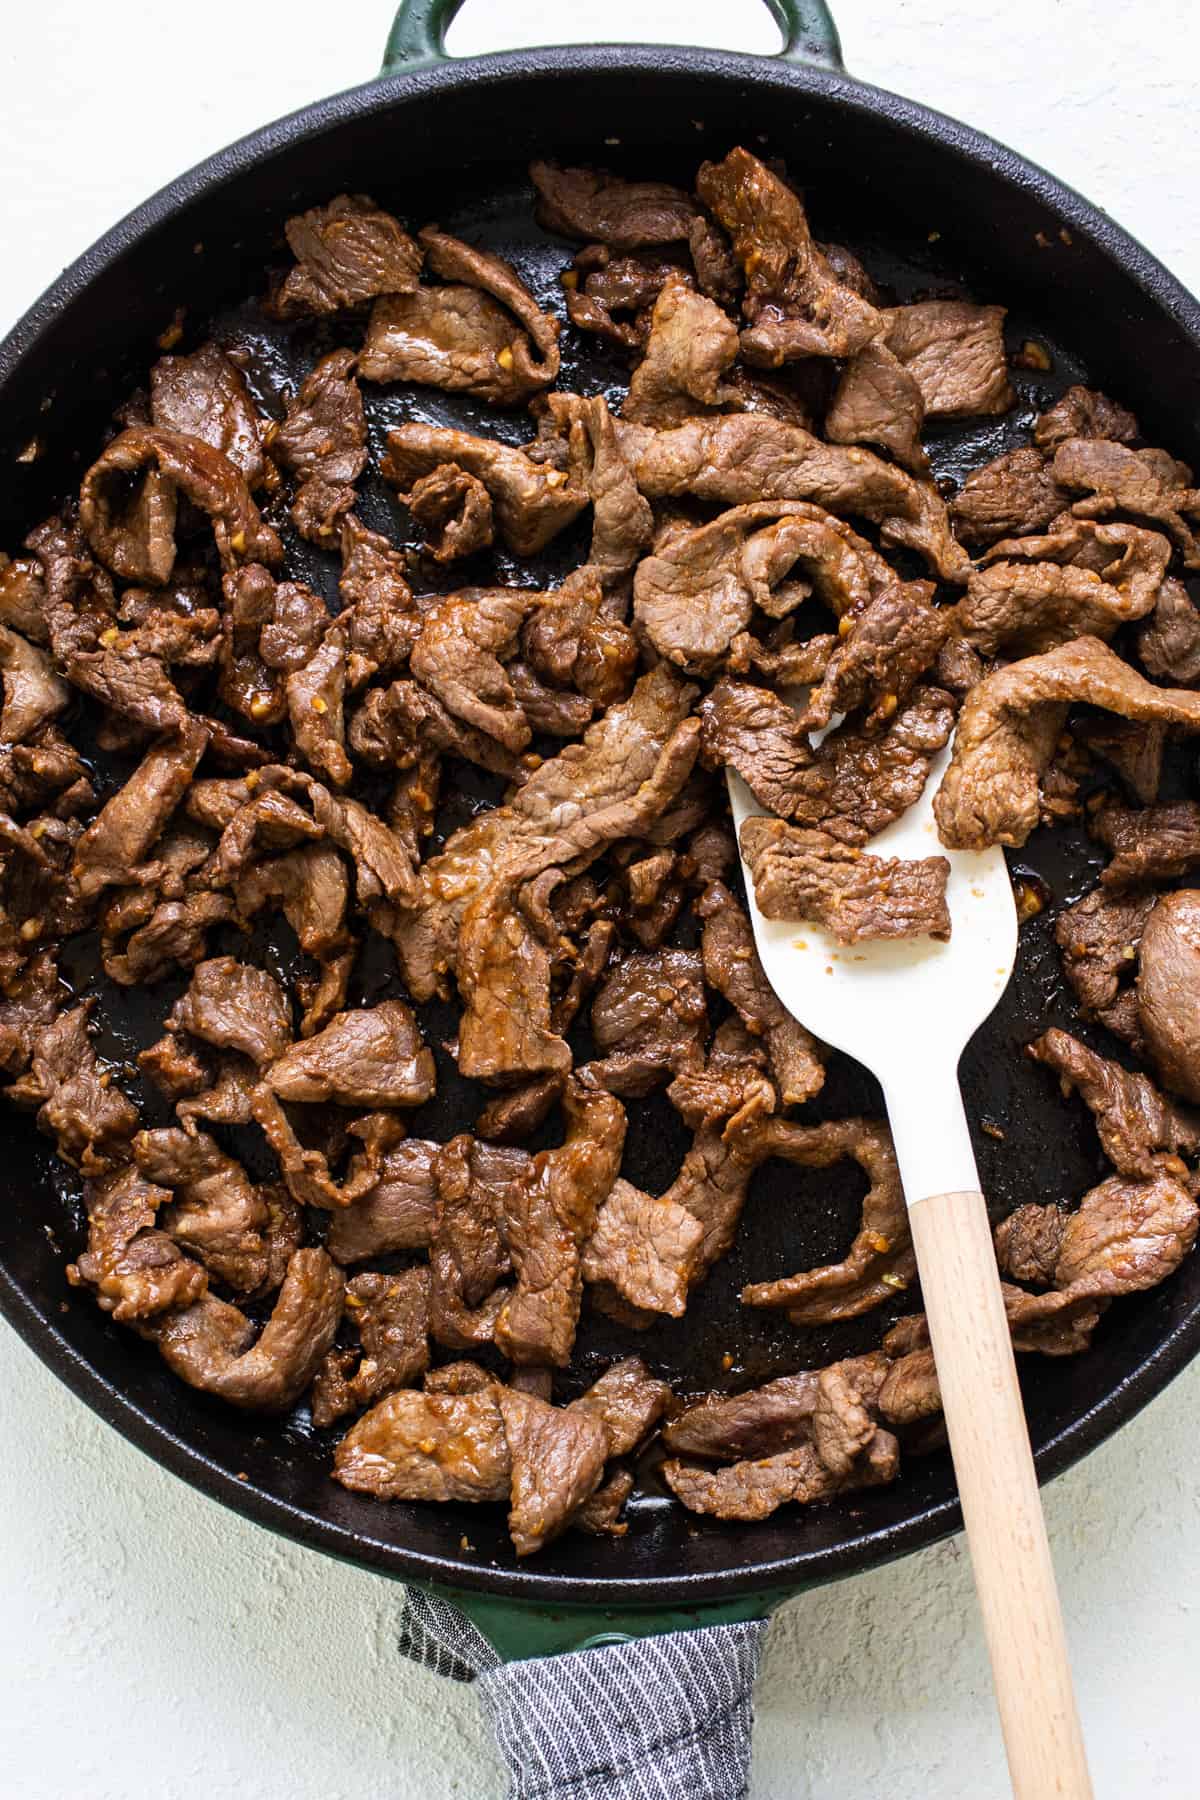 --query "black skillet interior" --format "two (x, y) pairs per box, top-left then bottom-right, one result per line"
(2, 51), (1200, 1607)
